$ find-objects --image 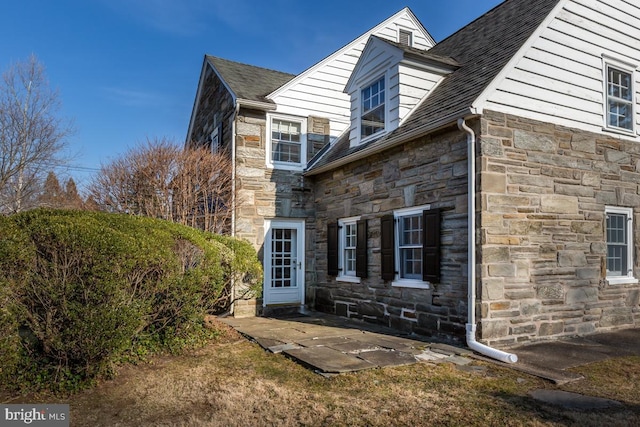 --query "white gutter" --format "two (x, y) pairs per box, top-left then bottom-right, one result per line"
(237, 98), (277, 111)
(458, 118), (518, 364)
